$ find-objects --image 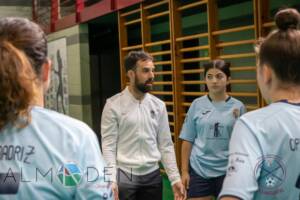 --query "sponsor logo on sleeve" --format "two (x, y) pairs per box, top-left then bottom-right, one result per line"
(227, 153), (248, 176)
